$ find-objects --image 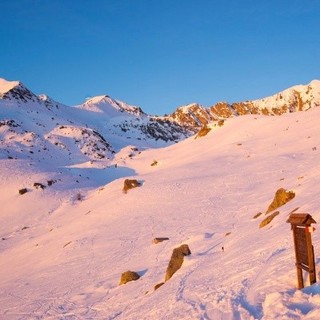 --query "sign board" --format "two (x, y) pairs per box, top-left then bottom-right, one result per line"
(287, 213), (317, 289)
(294, 226), (309, 267)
